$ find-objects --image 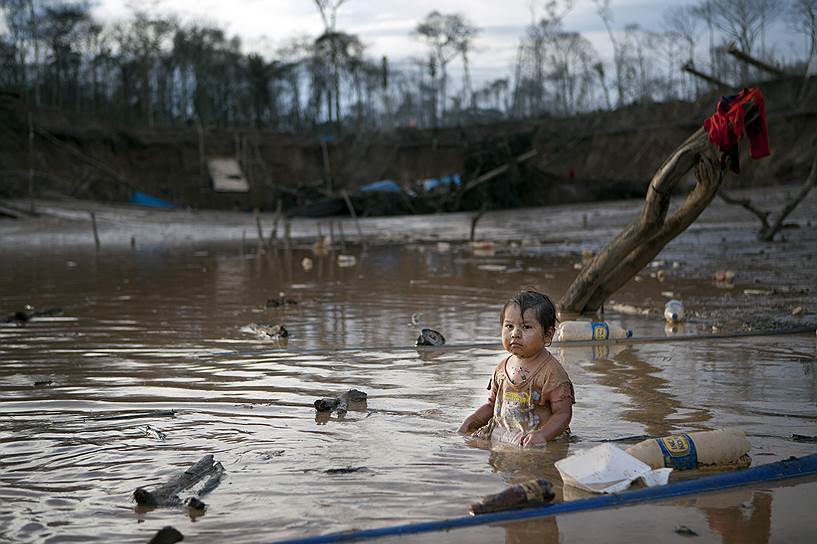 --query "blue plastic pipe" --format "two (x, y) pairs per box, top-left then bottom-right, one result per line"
(273, 454), (817, 543)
